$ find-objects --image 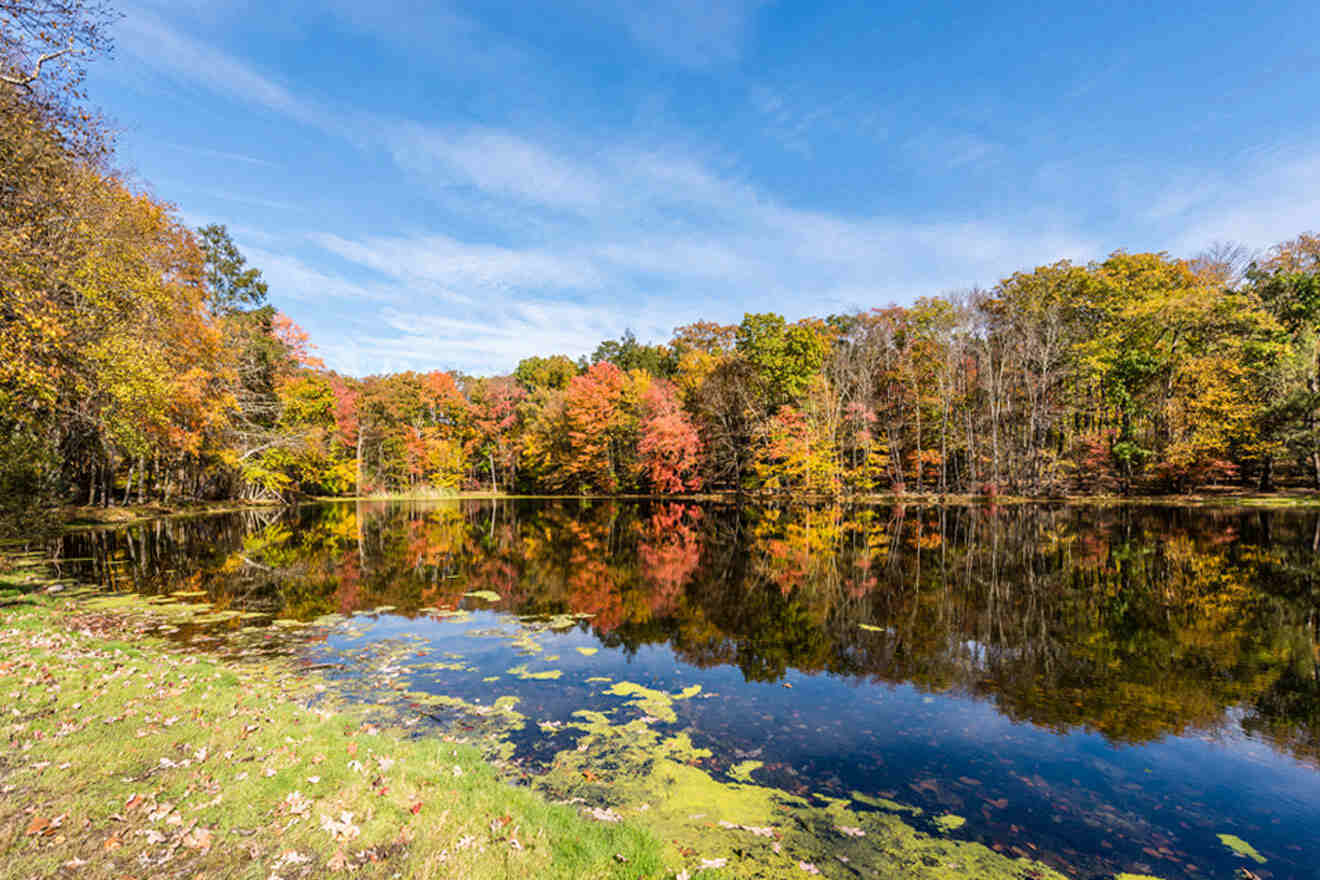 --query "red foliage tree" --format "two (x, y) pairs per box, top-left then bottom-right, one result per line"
(638, 380), (703, 493)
